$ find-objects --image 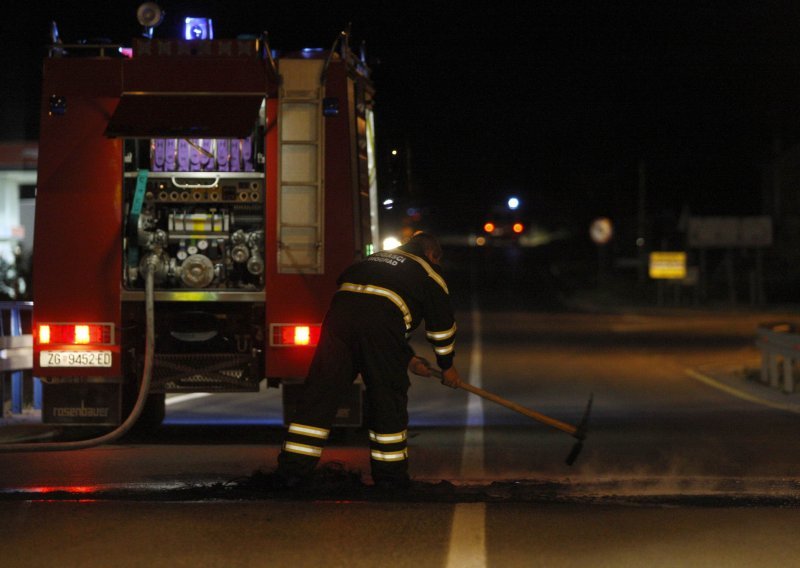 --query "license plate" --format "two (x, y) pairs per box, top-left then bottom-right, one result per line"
(40, 351), (112, 368)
